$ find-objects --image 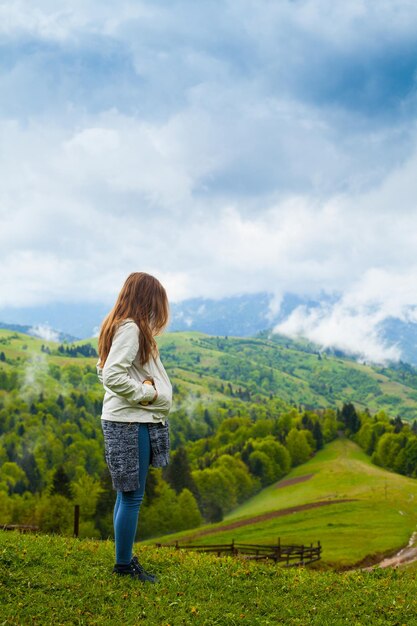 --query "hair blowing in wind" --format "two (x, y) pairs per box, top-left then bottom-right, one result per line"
(98, 272), (169, 367)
